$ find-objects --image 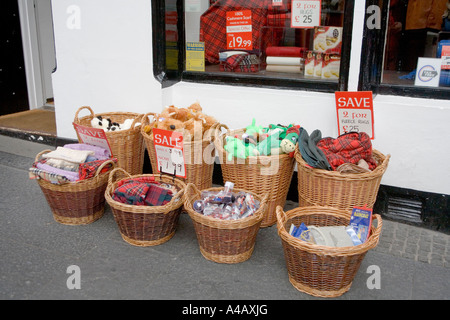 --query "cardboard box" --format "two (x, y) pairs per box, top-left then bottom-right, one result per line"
(321, 53), (340, 80)
(313, 26), (343, 54)
(304, 50), (315, 77)
(314, 52), (323, 78)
